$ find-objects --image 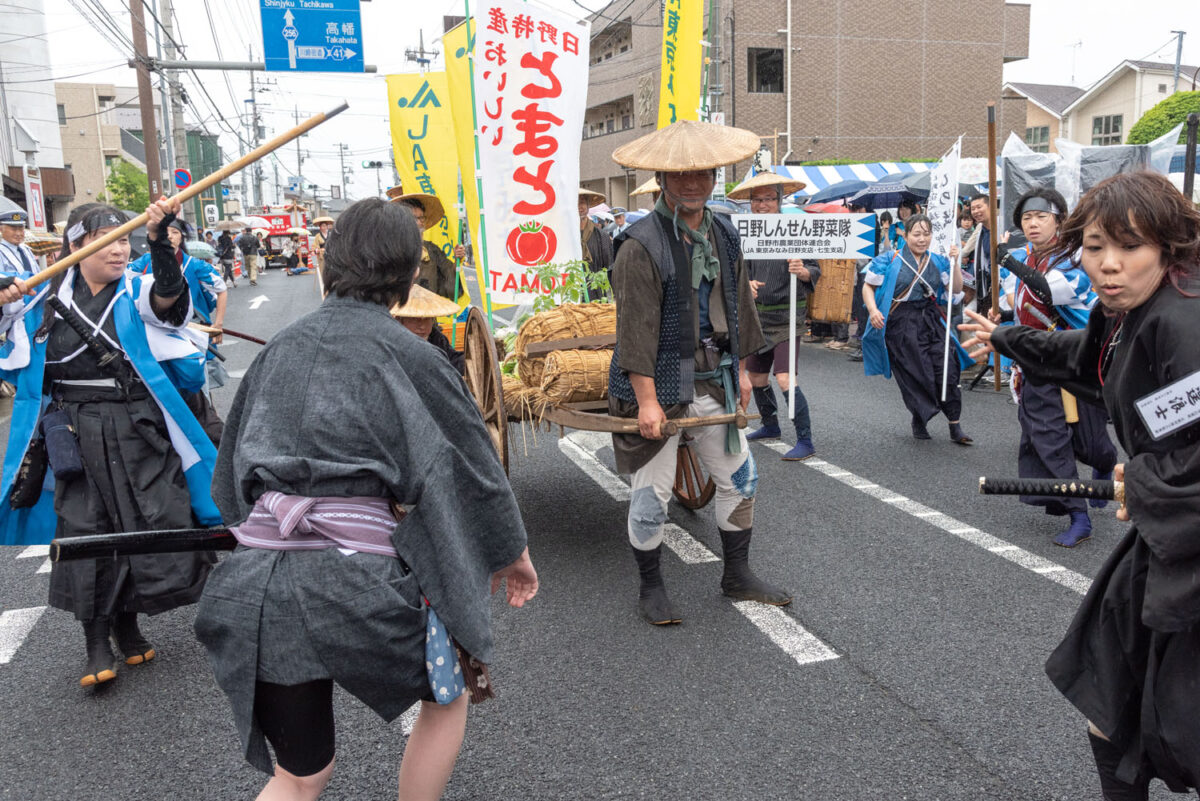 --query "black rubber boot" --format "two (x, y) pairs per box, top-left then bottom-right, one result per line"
(632, 545), (681, 625)
(719, 529), (792, 605)
(80, 617), (117, 687)
(911, 414), (931, 440)
(1088, 731), (1148, 801)
(113, 612), (156, 665)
